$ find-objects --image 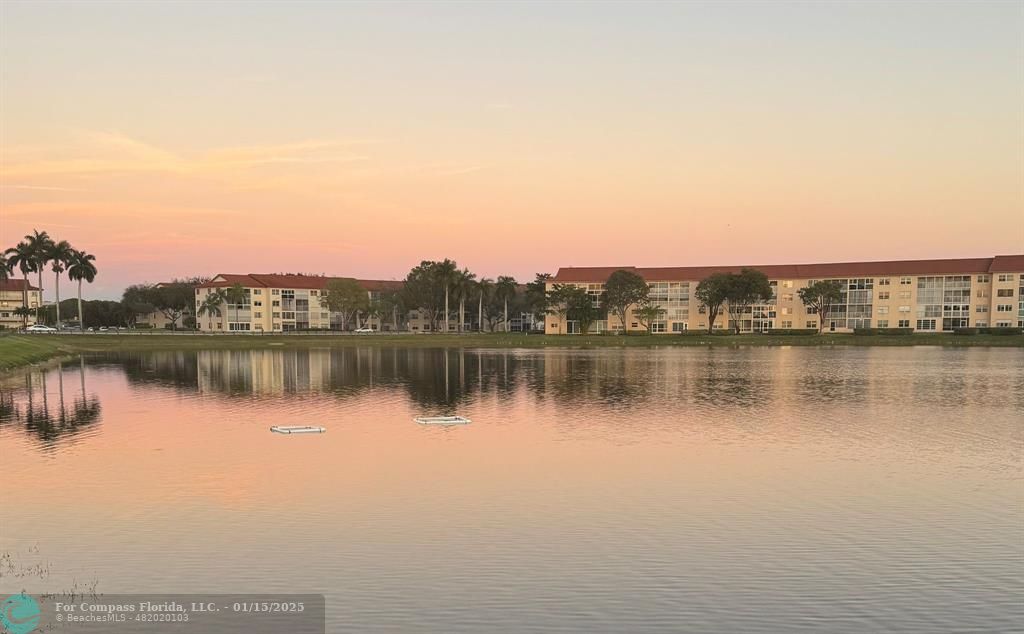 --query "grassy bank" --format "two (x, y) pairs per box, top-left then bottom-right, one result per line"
(1, 331), (1021, 373)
